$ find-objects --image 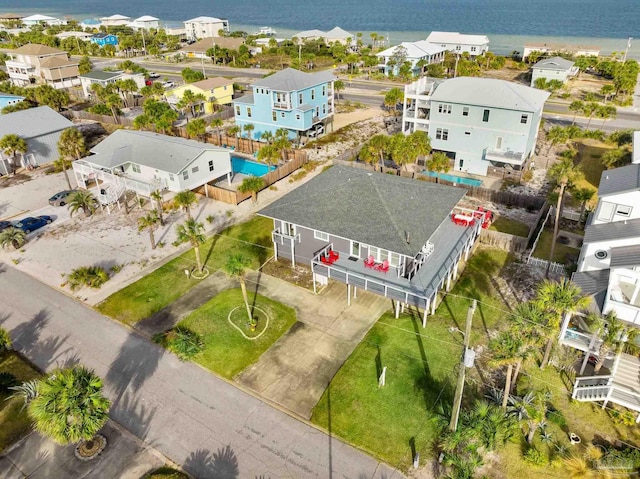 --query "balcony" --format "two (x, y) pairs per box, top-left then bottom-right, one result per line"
(483, 148), (526, 166)
(273, 102), (292, 111)
(604, 271), (640, 324)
